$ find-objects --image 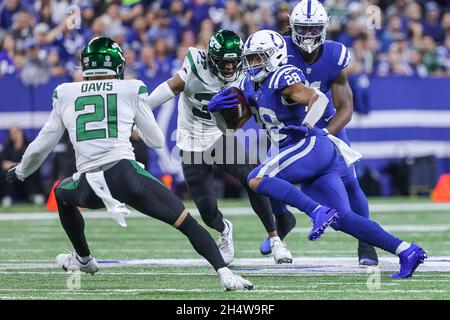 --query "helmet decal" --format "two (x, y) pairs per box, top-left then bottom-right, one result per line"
(307, 0), (312, 19)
